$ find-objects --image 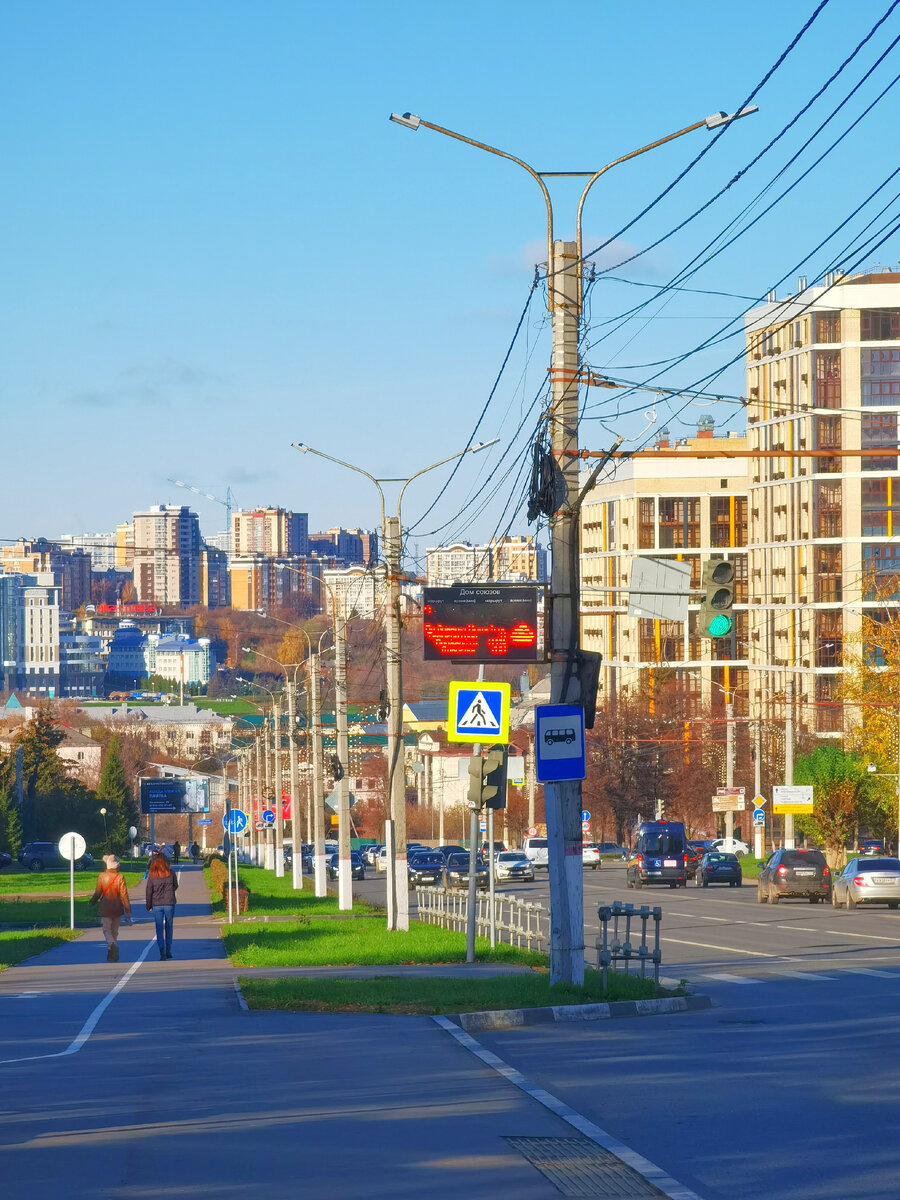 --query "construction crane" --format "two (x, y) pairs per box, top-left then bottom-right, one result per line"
(168, 479), (237, 533)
